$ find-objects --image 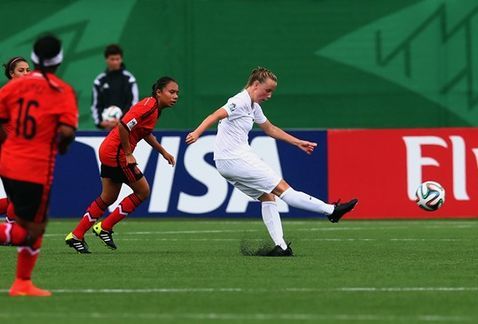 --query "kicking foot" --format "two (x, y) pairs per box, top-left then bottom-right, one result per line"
(328, 198), (358, 223)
